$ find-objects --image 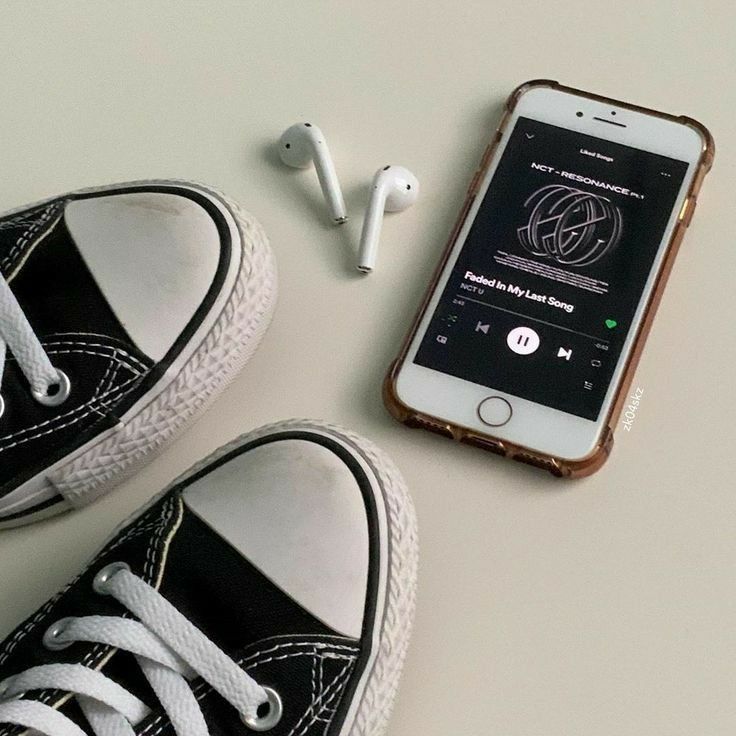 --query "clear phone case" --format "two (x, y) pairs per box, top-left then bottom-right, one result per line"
(384, 79), (715, 478)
